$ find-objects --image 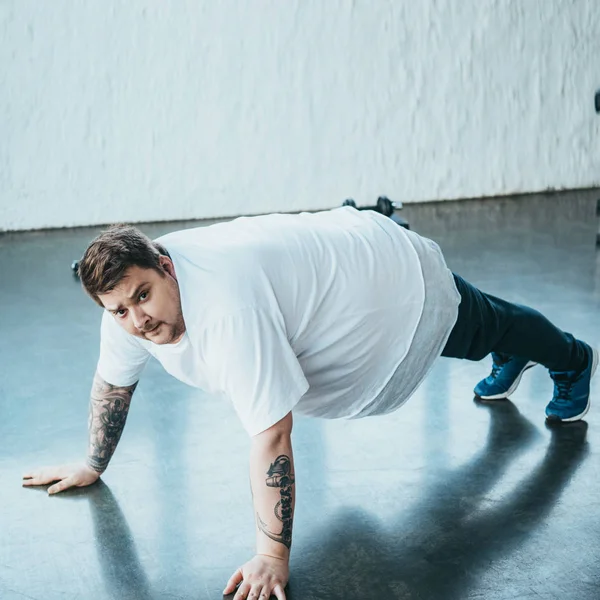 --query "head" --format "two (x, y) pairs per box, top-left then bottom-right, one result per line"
(78, 224), (186, 345)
